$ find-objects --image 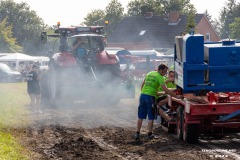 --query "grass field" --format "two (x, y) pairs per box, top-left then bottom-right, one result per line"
(0, 82), (31, 160)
